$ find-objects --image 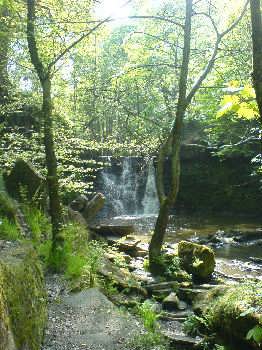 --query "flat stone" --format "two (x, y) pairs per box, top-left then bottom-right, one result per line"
(145, 281), (179, 292)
